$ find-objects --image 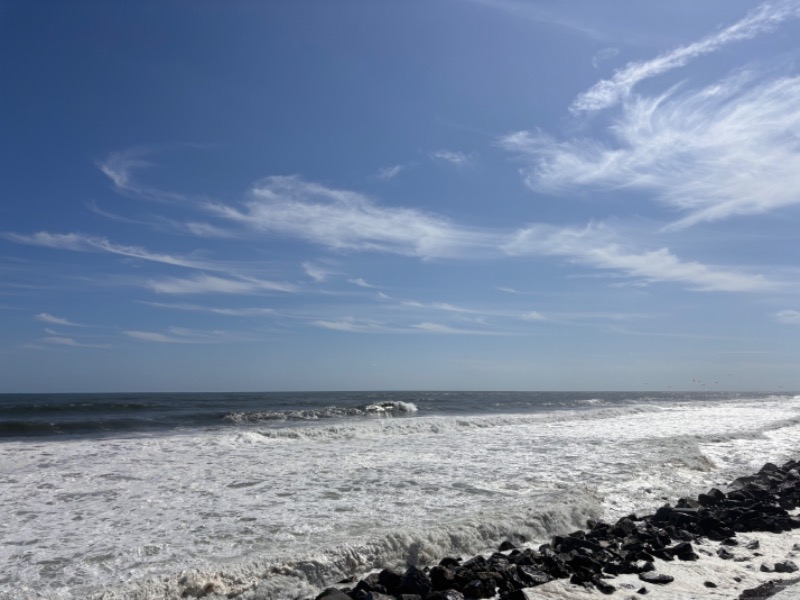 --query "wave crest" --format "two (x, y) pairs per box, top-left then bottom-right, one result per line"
(224, 401), (418, 424)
